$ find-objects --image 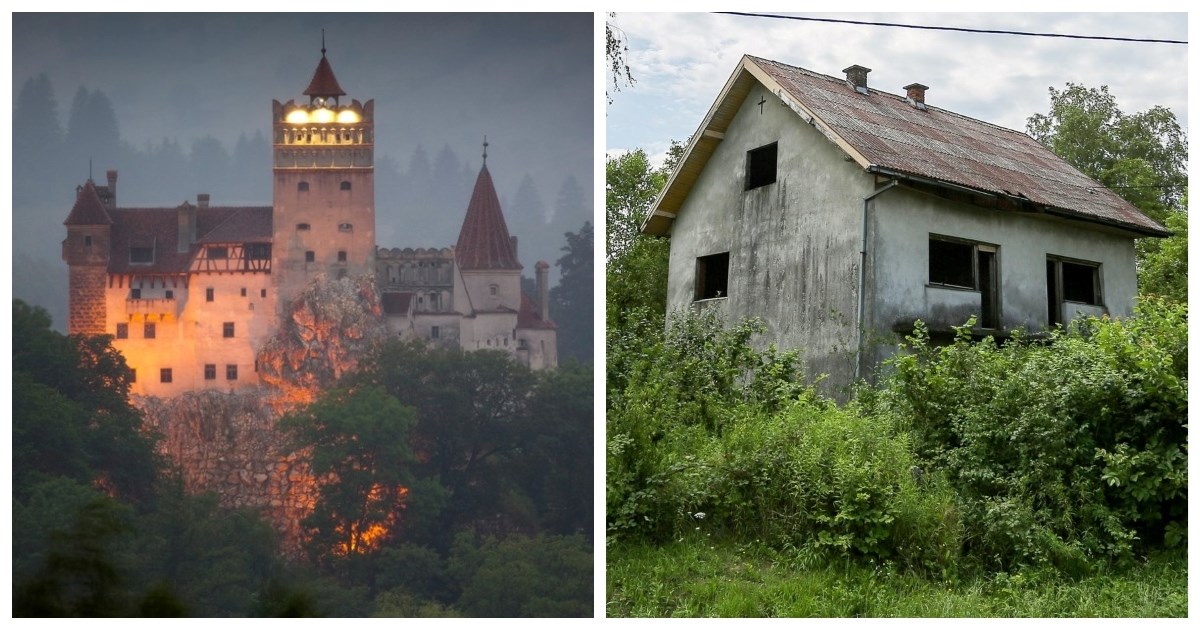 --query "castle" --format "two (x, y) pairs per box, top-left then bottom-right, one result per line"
(62, 47), (557, 398)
